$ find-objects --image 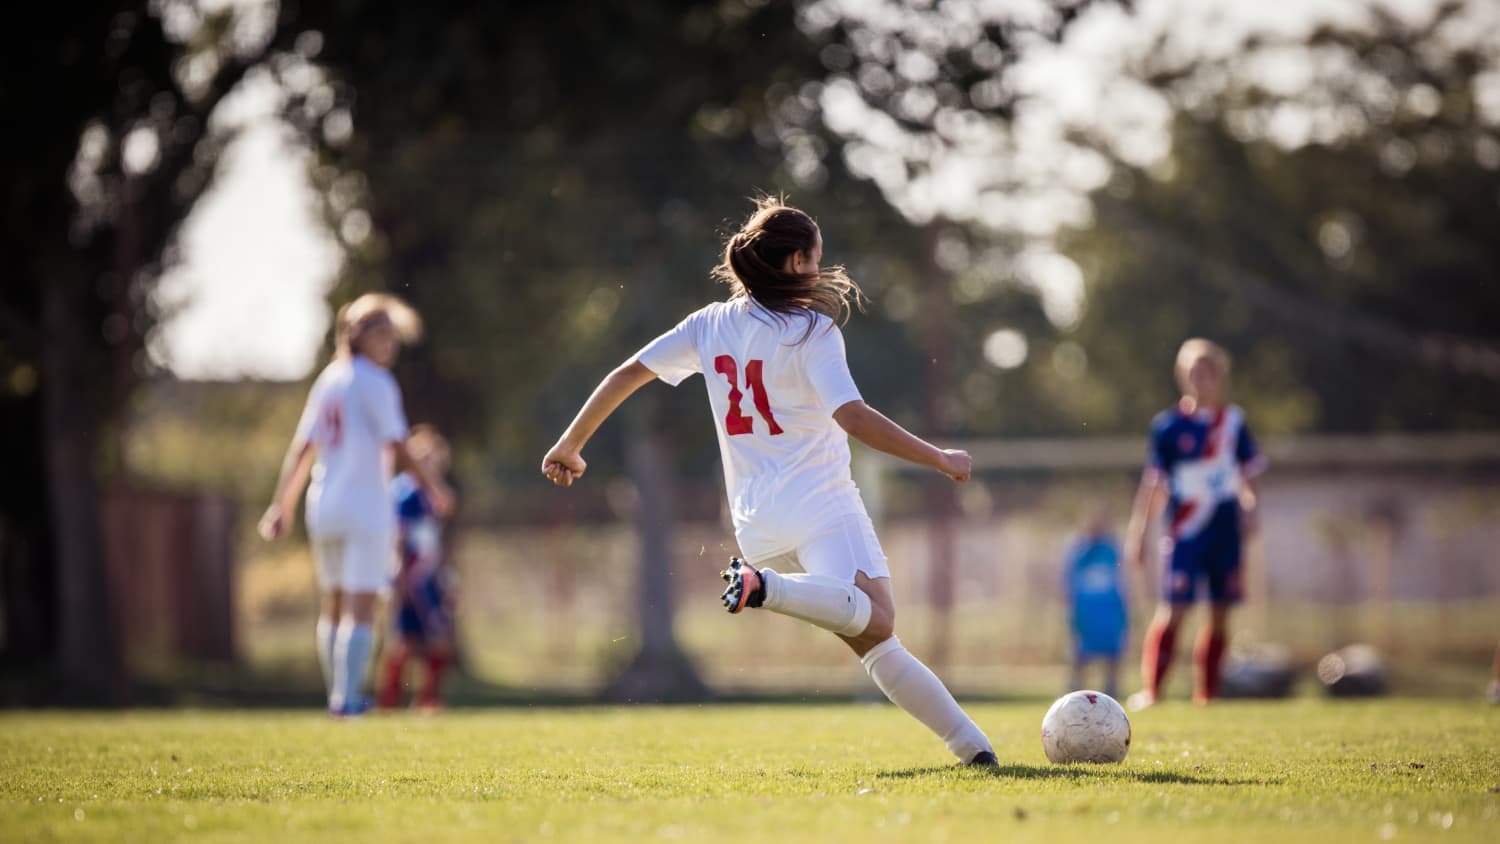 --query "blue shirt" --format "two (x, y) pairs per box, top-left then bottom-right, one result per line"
(1065, 536), (1127, 649)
